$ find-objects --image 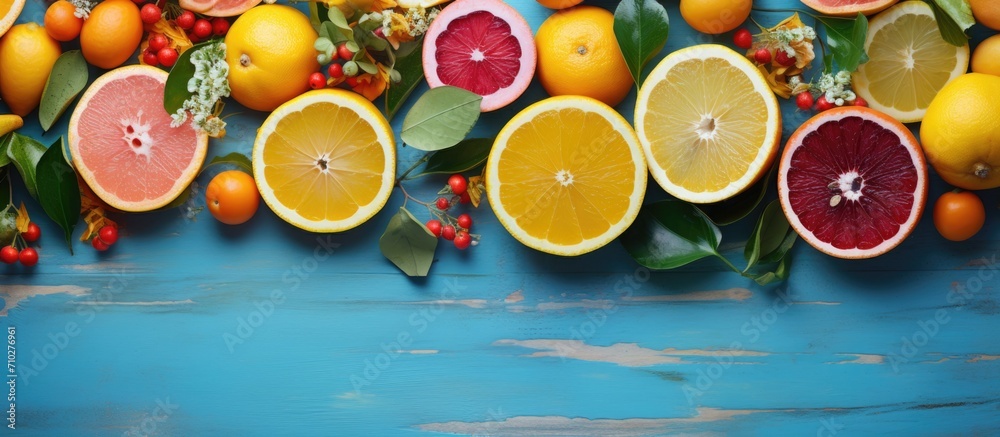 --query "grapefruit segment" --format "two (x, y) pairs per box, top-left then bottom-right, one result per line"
(778, 107), (927, 259)
(68, 65), (209, 212)
(179, 0), (261, 17)
(800, 0), (899, 16)
(423, 0), (536, 112)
